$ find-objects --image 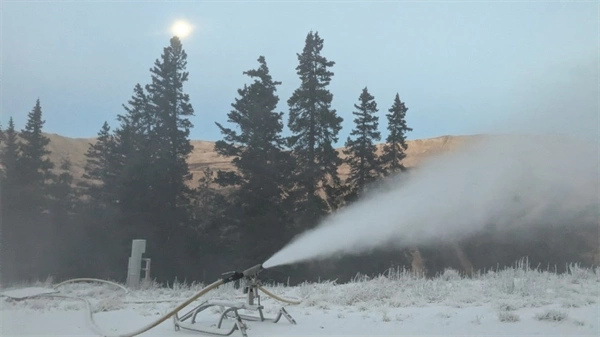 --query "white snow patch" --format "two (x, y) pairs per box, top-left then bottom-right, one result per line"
(1, 287), (58, 300)
(2, 264), (599, 336)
